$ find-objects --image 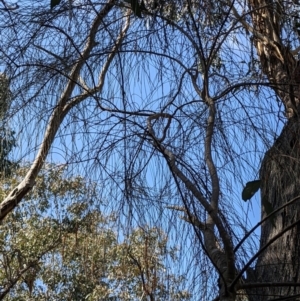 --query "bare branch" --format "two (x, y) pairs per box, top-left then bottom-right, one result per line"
(0, 2), (130, 221)
(147, 113), (235, 292)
